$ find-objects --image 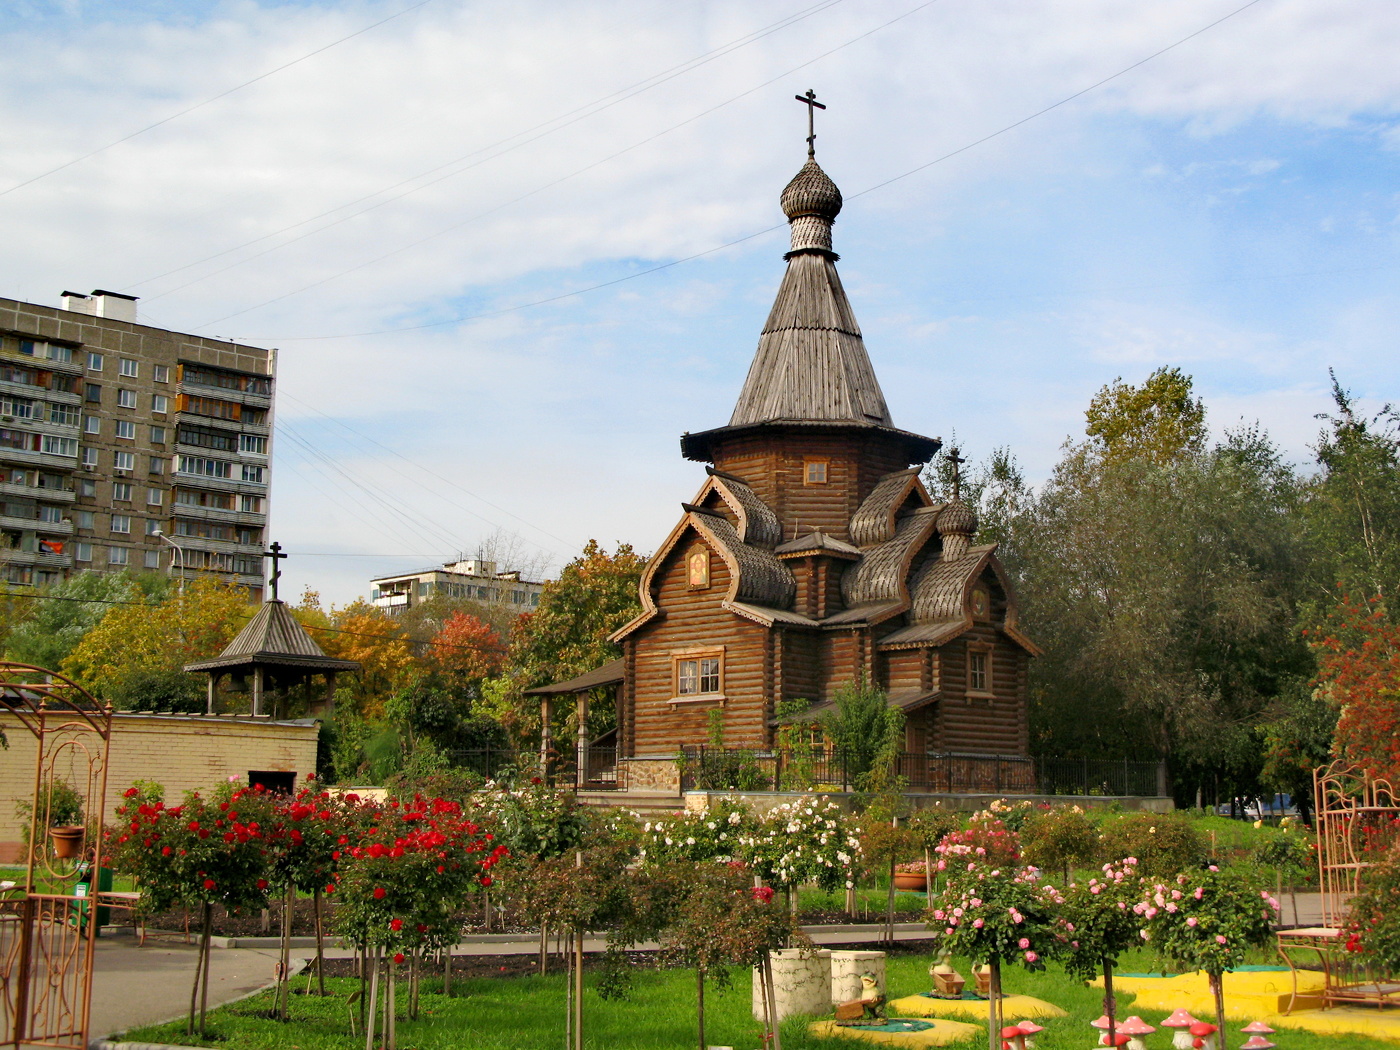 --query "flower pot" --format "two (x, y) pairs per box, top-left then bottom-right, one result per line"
(892, 871), (927, 891)
(49, 826), (85, 859)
